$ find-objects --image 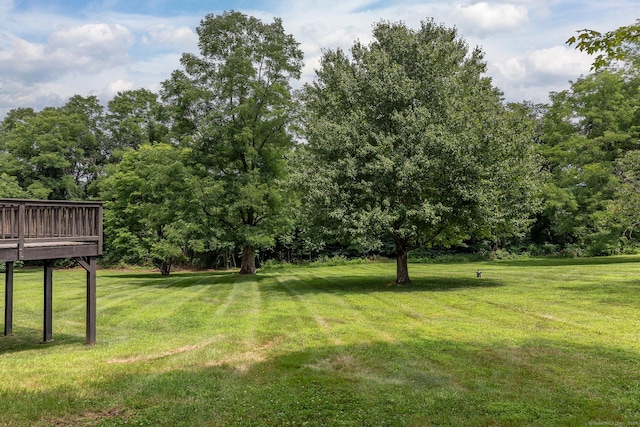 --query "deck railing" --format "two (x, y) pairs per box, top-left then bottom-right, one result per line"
(0, 199), (103, 260)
